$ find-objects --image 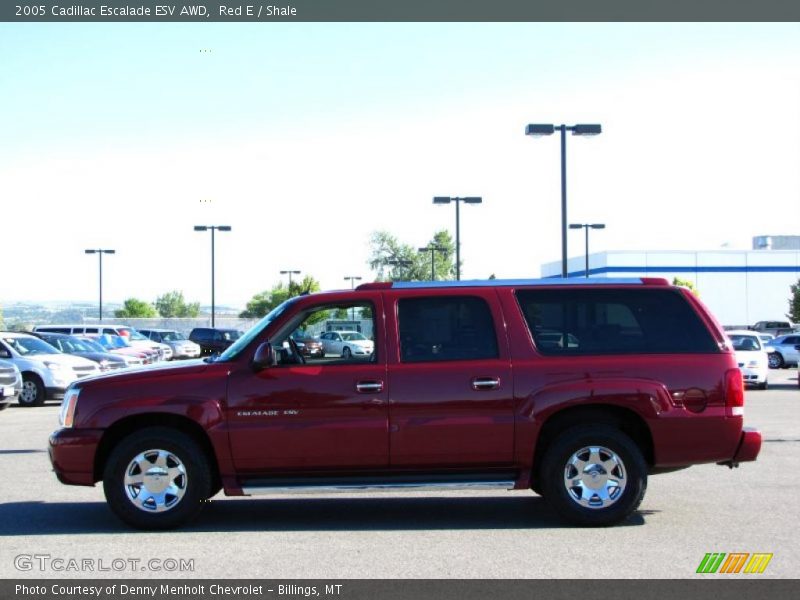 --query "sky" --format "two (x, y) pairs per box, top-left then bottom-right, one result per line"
(2, 23), (800, 309)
